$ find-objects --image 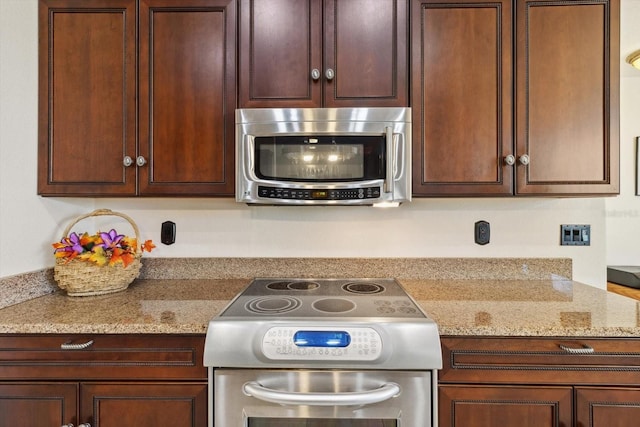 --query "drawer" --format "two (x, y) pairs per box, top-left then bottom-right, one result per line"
(0, 334), (206, 380)
(440, 336), (640, 386)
